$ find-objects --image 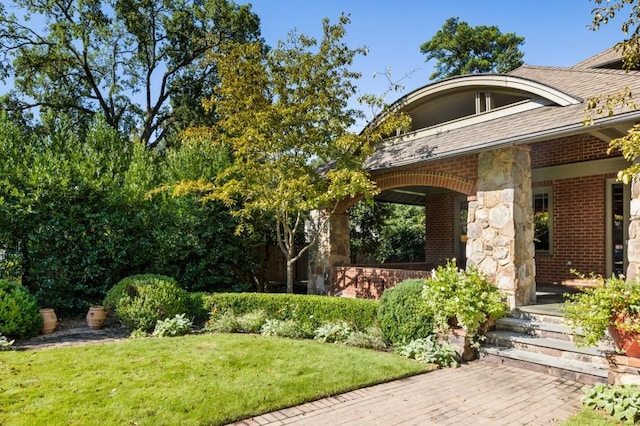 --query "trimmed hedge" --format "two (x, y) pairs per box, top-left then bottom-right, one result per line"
(377, 279), (434, 345)
(0, 279), (42, 339)
(204, 293), (379, 333)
